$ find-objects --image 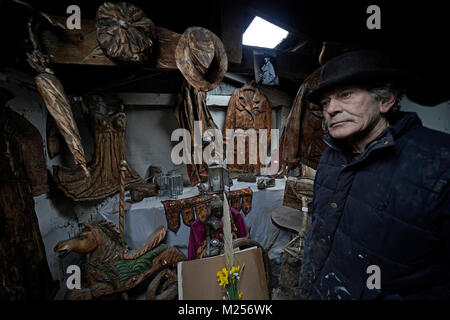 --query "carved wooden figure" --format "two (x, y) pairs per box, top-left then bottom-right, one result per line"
(54, 222), (185, 299)
(0, 89), (56, 299)
(224, 84), (272, 174)
(279, 68), (328, 171)
(26, 18), (89, 175)
(54, 95), (141, 201)
(96, 2), (156, 64)
(175, 81), (219, 185)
